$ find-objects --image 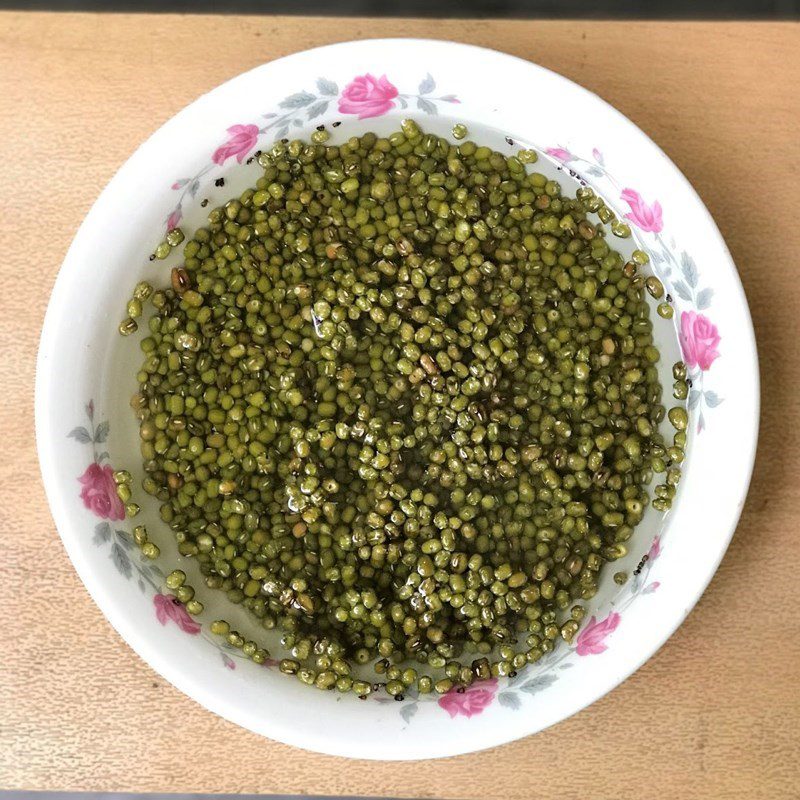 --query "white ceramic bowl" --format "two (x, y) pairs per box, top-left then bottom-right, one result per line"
(36, 38), (759, 760)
